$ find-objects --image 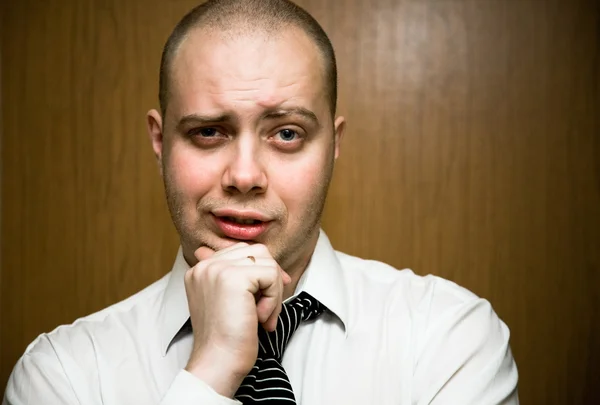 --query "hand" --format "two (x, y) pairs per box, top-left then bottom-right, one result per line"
(183, 242), (292, 398)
